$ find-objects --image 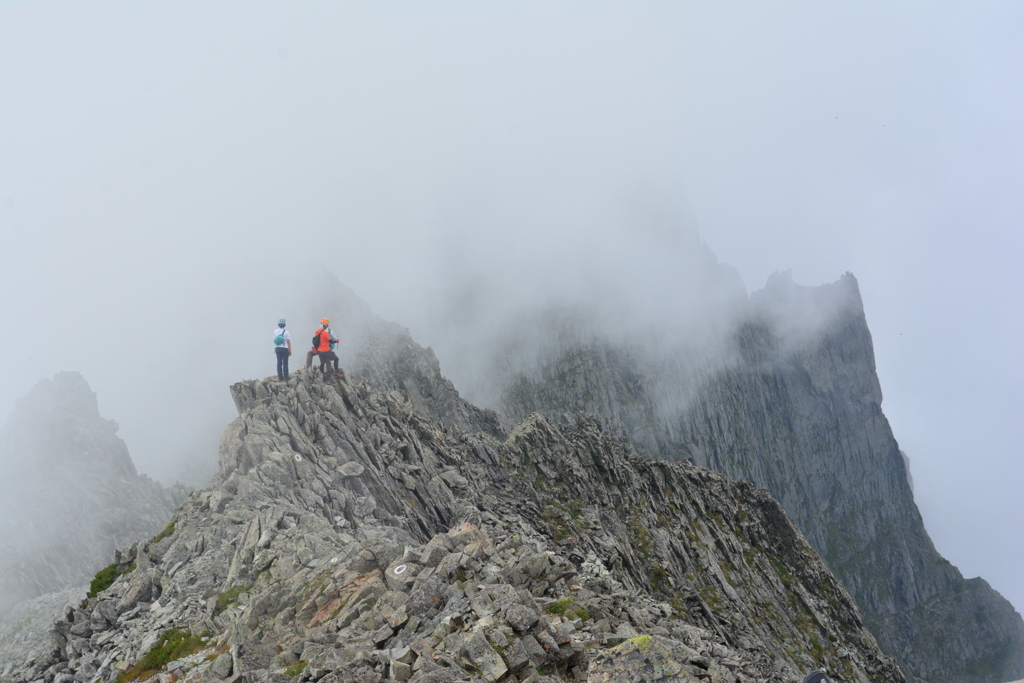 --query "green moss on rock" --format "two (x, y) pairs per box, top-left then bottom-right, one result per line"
(88, 563), (122, 598)
(149, 521), (176, 545)
(215, 583), (254, 615)
(284, 660), (308, 677)
(629, 635), (653, 650)
(117, 628), (208, 683)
